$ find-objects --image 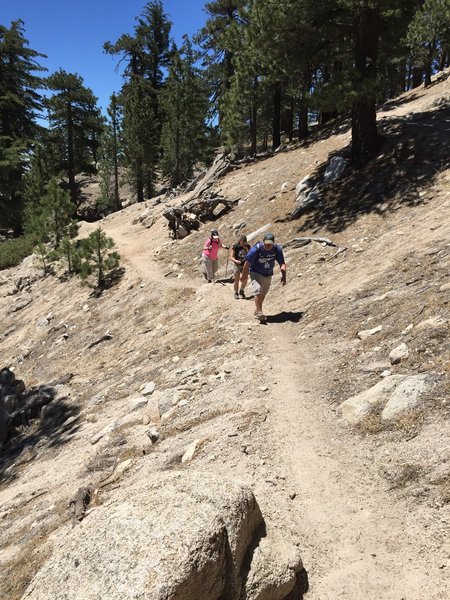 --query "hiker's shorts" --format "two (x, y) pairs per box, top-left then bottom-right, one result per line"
(202, 255), (218, 280)
(232, 262), (243, 275)
(250, 272), (272, 296)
